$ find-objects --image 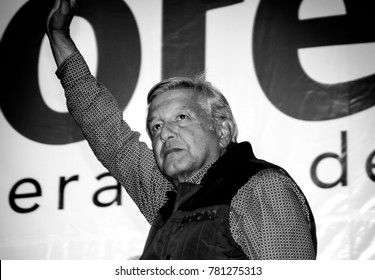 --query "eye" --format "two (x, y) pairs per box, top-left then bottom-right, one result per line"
(177, 114), (188, 121)
(150, 123), (163, 135)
